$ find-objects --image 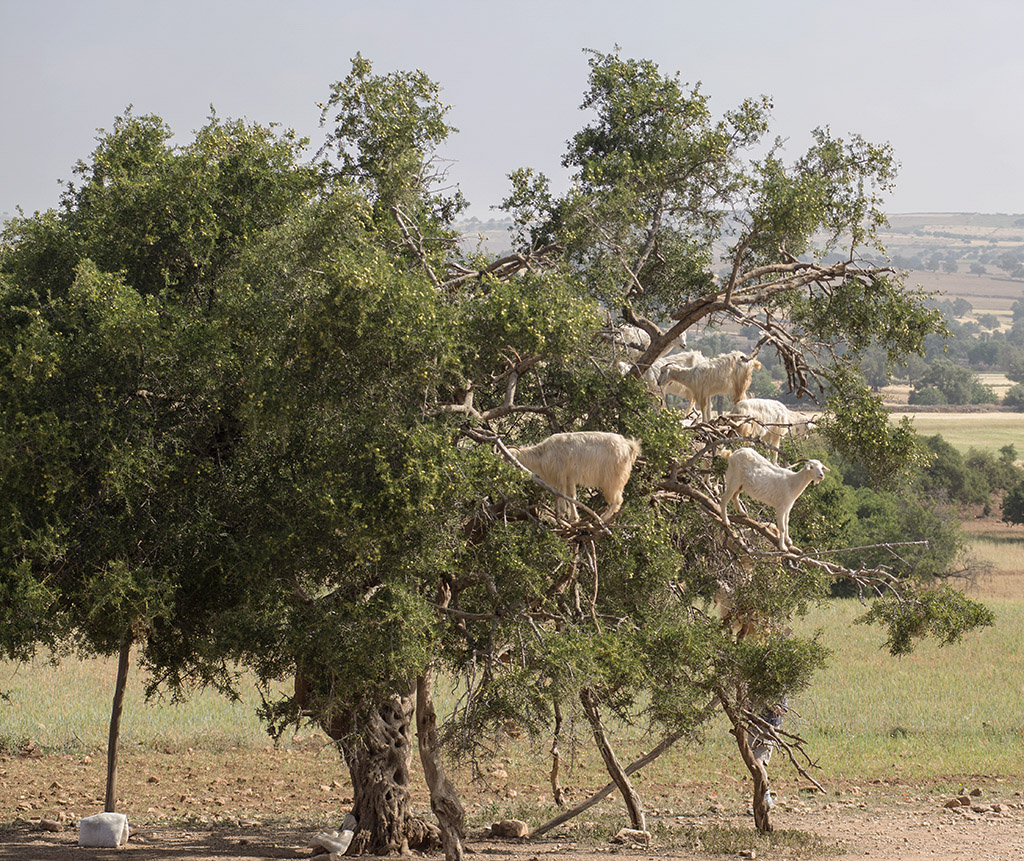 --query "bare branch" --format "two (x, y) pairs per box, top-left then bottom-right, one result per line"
(742, 707), (826, 793)
(441, 243), (561, 290)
